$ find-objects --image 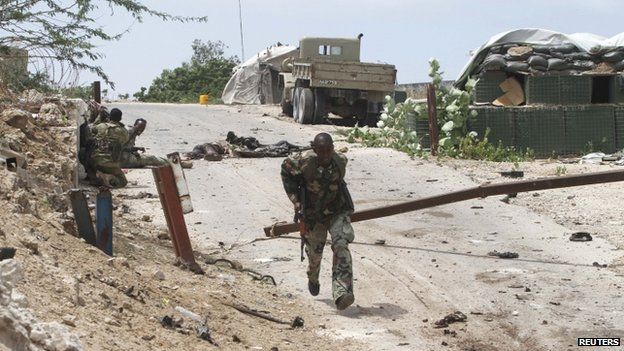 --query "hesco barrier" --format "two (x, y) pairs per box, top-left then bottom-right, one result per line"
(615, 106), (624, 149)
(474, 71), (507, 104)
(515, 106), (565, 155)
(564, 105), (615, 153)
(610, 76), (624, 104)
(467, 105), (619, 156)
(525, 75), (592, 105)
